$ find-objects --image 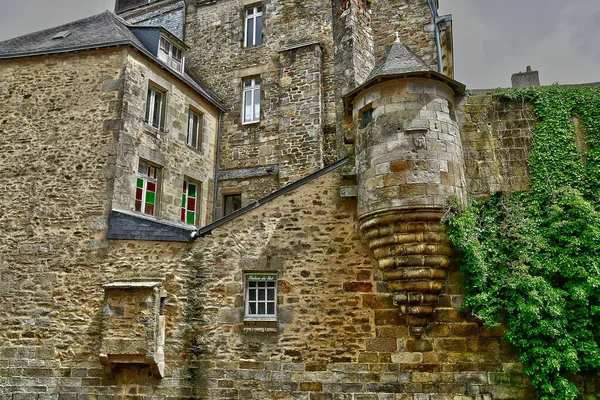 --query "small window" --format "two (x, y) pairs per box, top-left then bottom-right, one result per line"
(224, 194), (242, 216)
(242, 78), (260, 124)
(136, 161), (160, 216)
(158, 36), (185, 72)
(181, 179), (200, 225)
(361, 106), (374, 128)
(245, 273), (277, 320)
(244, 6), (263, 47)
(187, 109), (203, 149)
(145, 84), (166, 130)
